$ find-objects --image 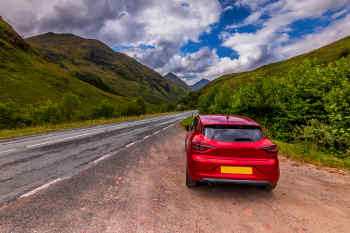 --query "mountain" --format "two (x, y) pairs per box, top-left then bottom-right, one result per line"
(191, 79), (210, 91)
(197, 35), (350, 97)
(164, 73), (190, 90)
(26, 33), (186, 104)
(0, 17), (124, 107)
